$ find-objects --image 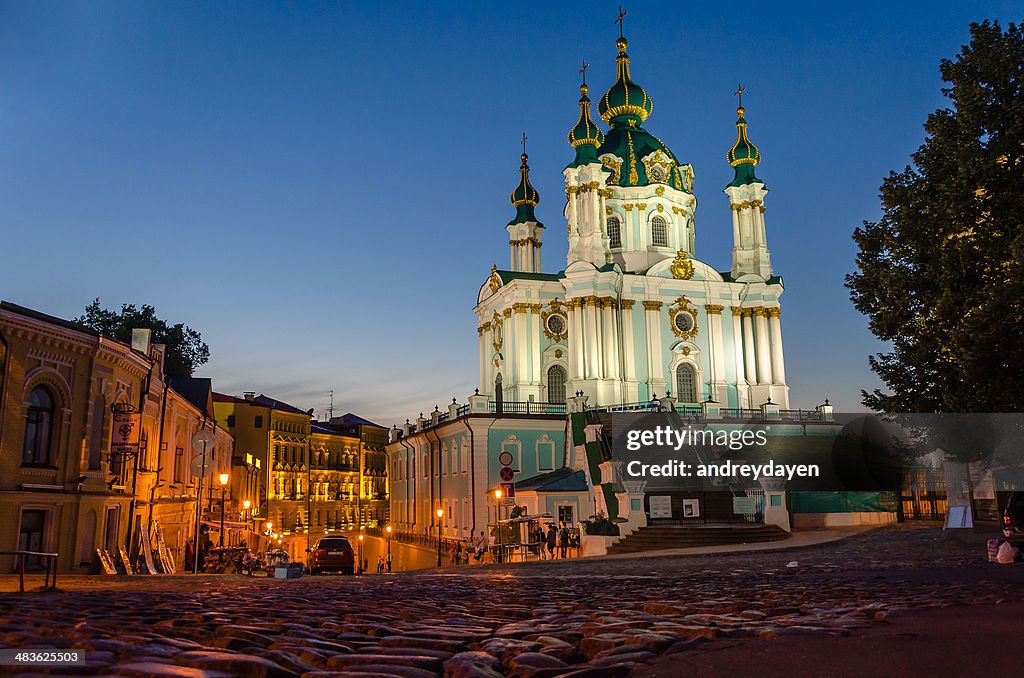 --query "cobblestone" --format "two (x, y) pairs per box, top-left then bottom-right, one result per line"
(0, 525), (1021, 676)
